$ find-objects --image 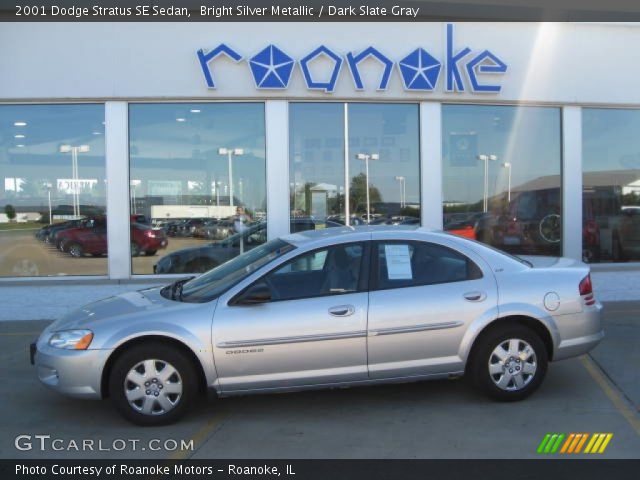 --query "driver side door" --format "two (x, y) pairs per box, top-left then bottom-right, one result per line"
(212, 242), (370, 393)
